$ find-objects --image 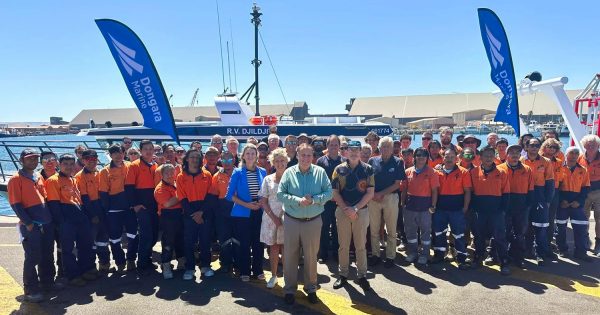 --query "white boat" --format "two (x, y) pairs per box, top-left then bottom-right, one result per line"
(527, 120), (543, 137)
(497, 125), (515, 134)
